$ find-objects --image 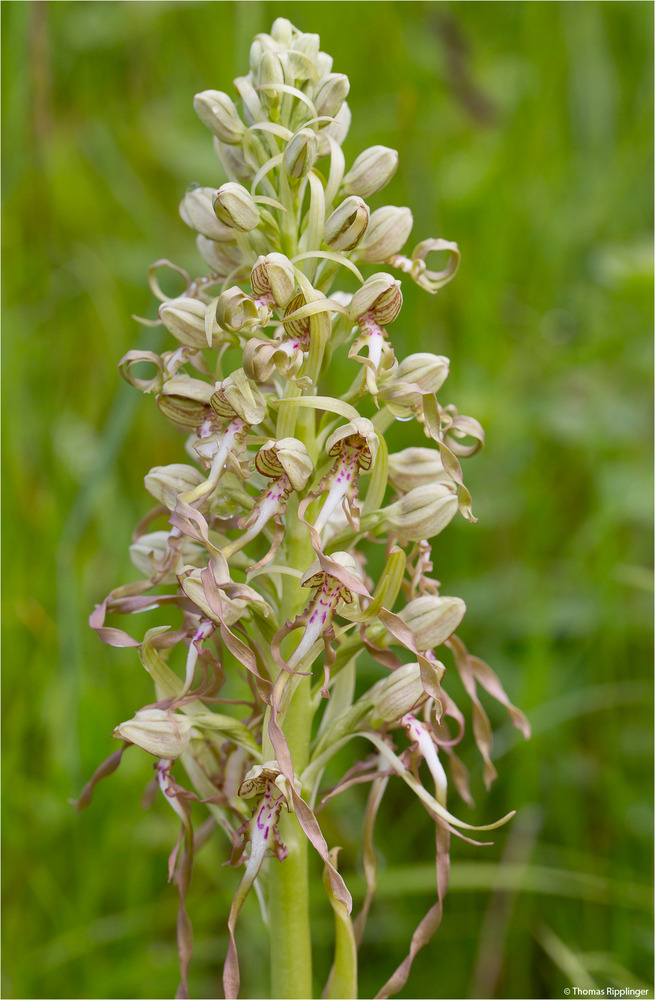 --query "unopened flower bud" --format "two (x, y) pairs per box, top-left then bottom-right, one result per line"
(159, 297), (216, 350)
(213, 183), (261, 232)
(193, 90), (245, 145)
(354, 206), (413, 262)
(285, 128), (319, 180)
(369, 662), (427, 724)
(255, 438), (313, 491)
(270, 17), (295, 48)
(315, 50), (334, 78)
(291, 33), (321, 80)
(211, 369), (267, 425)
(216, 286), (260, 333)
(324, 196), (369, 251)
(342, 145), (399, 198)
(350, 273), (402, 325)
(114, 708), (193, 759)
(145, 464), (207, 510)
(292, 31), (321, 67)
(379, 353), (450, 413)
(251, 253), (296, 308)
(388, 447), (450, 493)
(180, 186), (235, 242)
(257, 50), (286, 110)
(383, 483), (458, 541)
(314, 72), (350, 118)
(157, 375), (214, 429)
(399, 595), (466, 649)
(395, 353), (450, 393)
